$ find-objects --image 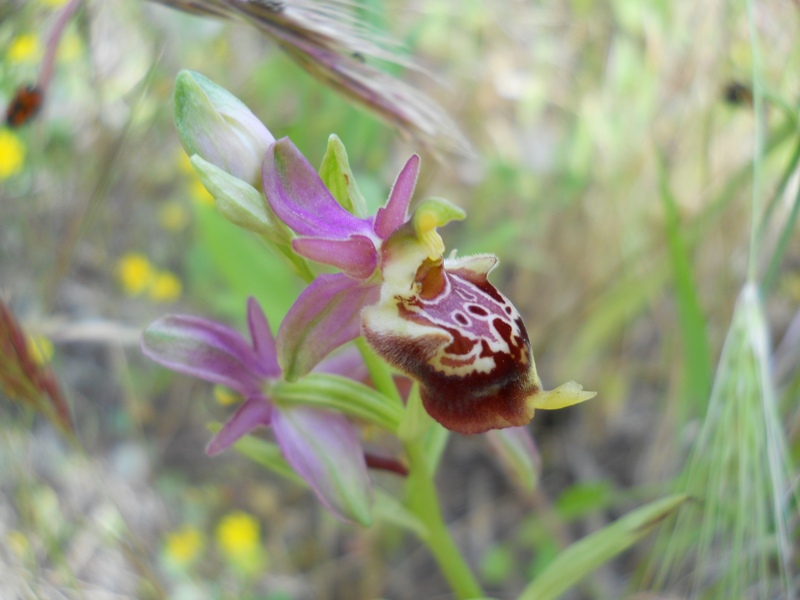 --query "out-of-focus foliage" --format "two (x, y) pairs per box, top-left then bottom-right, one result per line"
(1, 0), (799, 598)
